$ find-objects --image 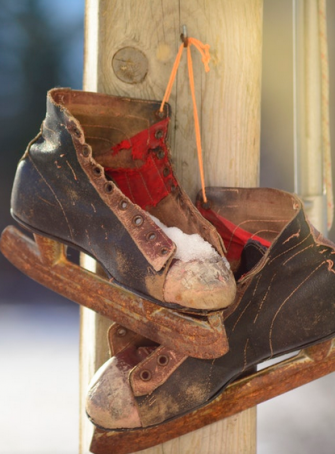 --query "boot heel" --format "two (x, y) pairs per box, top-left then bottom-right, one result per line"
(33, 234), (64, 266)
